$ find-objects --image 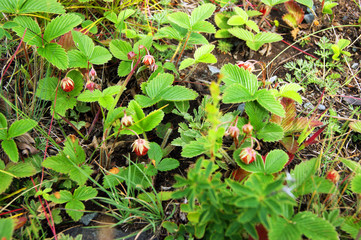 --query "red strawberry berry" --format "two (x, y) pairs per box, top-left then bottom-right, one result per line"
(132, 139), (150, 156)
(239, 148), (257, 164)
(61, 77), (74, 92)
